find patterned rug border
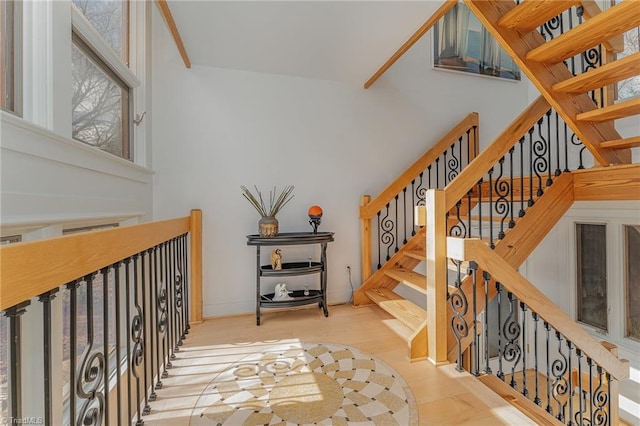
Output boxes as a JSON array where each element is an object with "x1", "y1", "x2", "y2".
[{"x1": 189, "y1": 341, "x2": 419, "y2": 425}]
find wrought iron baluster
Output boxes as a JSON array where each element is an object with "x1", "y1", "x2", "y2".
[
  {"x1": 588, "y1": 357, "x2": 594, "y2": 425},
  {"x1": 477, "y1": 179, "x2": 483, "y2": 242},
  {"x1": 132, "y1": 255, "x2": 145, "y2": 426},
  {"x1": 576, "y1": 349, "x2": 584, "y2": 425},
  {"x1": 544, "y1": 109, "x2": 553, "y2": 186},
  {"x1": 554, "y1": 111, "x2": 561, "y2": 176},
  {"x1": 450, "y1": 199, "x2": 466, "y2": 238},
  {"x1": 451, "y1": 262, "x2": 472, "y2": 372},
  {"x1": 532, "y1": 312, "x2": 541, "y2": 406},
  {"x1": 593, "y1": 366, "x2": 608, "y2": 425},
  {"x1": 519, "y1": 137, "x2": 526, "y2": 217},
  {"x1": 402, "y1": 188, "x2": 408, "y2": 245},
  {"x1": 504, "y1": 292, "x2": 522, "y2": 390},
  {"x1": 411, "y1": 179, "x2": 417, "y2": 235},
  {"x1": 38, "y1": 288, "x2": 58, "y2": 426},
  {"x1": 570, "y1": 133, "x2": 586, "y2": 170},
  {"x1": 124, "y1": 258, "x2": 133, "y2": 424},
  {"x1": 159, "y1": 243, "x2": 169, "y2": 380},
  {"x1": 495, "y1": 157, "x2": 509, "y2": 240},
  {"x1": 101, "y1": 267, "x2": 111, "y2": 426},
  {"x1": 467, "y1": 189, "x2": 473, "y2": 239},
  {"x1": 448, "y1": 142, "x2": 460, "y2": 184},
  {"x1": 545, "y1": 321, "x2": 553, "y2": 415},
  {"x1": 472, "y1": 263, "x2": 479, "y2": 376},
  {"x1": 380, "y1": 204, "x2": 394, "y2": 263},
  {"x1": 563, "y1": 122, "x2": 570, "y2": 173},
  {"x1": 552, "y1": 331, "x2": 568, "y2": 422},
  {"x1": 520, "y1": 302, "x2": 528, "y2": 397},
  {"x1": 528, "y1": 128, "x2": 535, "y2": 207},
  {"x1": 140, "y1": 253, "x2": 151, "y2": 416},
  {"x1": 533, "y1": 117, "x2": 548, "y2": 197},
  {"x1": 496, "y1": 282, "x2": 504, "y2": 381},
  {"x1": 4, "y1": 301, "x2": 30, "y2": 423},
  {"x1": 164, "y1": 242, "x2": 173, "y2": 371},
  {"x1": 483, "y1": 271, "x2": 491, "y2": 374},
  {"x1": 435, "y1": 158, "x2": 440, "y2": 188},
  {"x1": 77, "y1": 273, "x2": 105, "y2": 426},
  {"x1": 113, "y1": 262, "x2": 123, "y2": 424},
  {"x1": 148, "y1": 250, "x2": 158, "y2": 403},
  {"x1": 175, "y1": 241, "x2": 184, "y2": 349},
  {"x1": 394, "y1": 195, "x2": 399, "y2": 253},
  {"x1": 508, "y1": 147, "x2": 515, "y2": 229},
  {"x1": 488, "y1": 167, "x2": 494, "y2": 249},
  {"x1": 66, "y1": 280, "x2": 80, "y2": 425},
  {"x1": 376, "y1": 212, "x2": 382, "y2": 269},
  {"x1": 427, "y1": 165, "x2": 432, "y2": 189},
  {"x1": 182, "y1": 235, "x2": 191, "y2": 335},
  {"x1": 567, "y1": 340, "x2": 574, "y2": 425}
]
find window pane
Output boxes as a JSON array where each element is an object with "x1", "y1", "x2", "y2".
[
  {"x1": 72, "y1": 40, "x2": 130, "y2": 159},
  {"x1": 625, "y1": 225, "x2": 640, "y2": 341},
  {"x1": 0, "y1": 0, "x2": 15, "y2": 112},
  {"x1": 617, "y1": 28, "x2": 640, "y2": 100},
  {"x1": 72, "y1": 0, "x2": 129, "y2": 63},
  {"x1": 576, "y1": 223, "x2": 608, "y2": 331}
]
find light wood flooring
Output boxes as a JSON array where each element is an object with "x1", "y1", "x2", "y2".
[{"x1": 144, "y1": 304, "x2": 539, "y2": 425}]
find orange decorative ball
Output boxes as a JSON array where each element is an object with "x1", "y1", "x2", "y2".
[{"x1": 308, "y1": 205, "x2": 323, "y2": 217}]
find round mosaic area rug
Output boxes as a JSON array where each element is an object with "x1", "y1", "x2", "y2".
[{"x1": 191, "y1": 342, "x2": 418, "y2": 425}]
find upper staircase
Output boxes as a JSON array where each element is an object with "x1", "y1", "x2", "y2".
[{"x1": 466, "y1": 0, "x2": 639, "y2": 165}]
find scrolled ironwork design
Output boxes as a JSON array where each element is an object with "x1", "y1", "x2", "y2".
[
  {"x1": 415, "y1": 172, "x2": 426, "y2": 206},
  {"x1": 533, "y1": 123, "x2": 549, "y2": 197},
  {"x1": 447, "y1": 143, "x2": 460, "y2": 184},
  {"x1": 77, "y1": 397, "x2": 104, "y2": 426},
  {"x1": 592, "y1": 368, "x2": 609, "y2": 426},
  {"x1": 551, "y1": 332, "x2": 569, "y2": 422},
  {"x1": 449, "y1": 200, "x2": 467, "y2": 238},
  {"x1": 131, "y1": 307, "x2": 145, "y2": 378},
  {"x1": 540, "y1": 14, "x2": 561, "y2": 41},
  {"x1": 450, "y1": 270, "x2": 470, "y2": 372},
  {"x1": 502, "y1": 293, "x2": 522, "y2": 366},
  {"x1": 493, "y1": 156, "x2": 511, "y2": 240},
  {"x1": 157, "y1": 287, "x2": 168, "y2": 334},
  {"x1": 379, "y1": 204, "x2": 395, "y2": 262},
  {"x1": 570, "y1": 132, "x2": 587, "y2": 170}
]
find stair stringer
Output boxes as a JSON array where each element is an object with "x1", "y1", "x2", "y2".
[
  {"x1": 446, "y1": 172, "x2": 575, "y2": 361},
  {"x1": 353, "y1": 227, "x2": 426, "y2": 306}
]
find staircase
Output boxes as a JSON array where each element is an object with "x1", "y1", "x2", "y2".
[{"x1": 357, "y1": 0, "x2": 637, "y2": 423}]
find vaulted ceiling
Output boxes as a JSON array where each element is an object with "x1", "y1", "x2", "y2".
[{"x1": 164, "y1": 1, "x2": 441, "y2": 84}]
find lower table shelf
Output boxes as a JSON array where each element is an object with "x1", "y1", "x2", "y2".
[{"x1": 260, "y1": 290, "x2": 323, "y2": 306}]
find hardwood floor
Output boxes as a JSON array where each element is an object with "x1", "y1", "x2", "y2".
[{"x1": 144, "y1": 304, "x2": 537, "y2": 425}]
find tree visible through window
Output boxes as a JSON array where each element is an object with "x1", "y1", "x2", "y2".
[
  {"x1": 576, "y1": 223, "x2": 608, "y2": 331},
  {"x1": 71, "y1": 0, "x2": 131, "y2": 160},
  {"x1": 617, "y1": 28, "x2": 640, "y2": 100}
]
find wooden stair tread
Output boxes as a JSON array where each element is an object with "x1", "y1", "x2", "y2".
[
  {"x1": 384, "y1": 267, "x2": 427, "y2": 294},
  {"x1": 364, "y1": 288, "x2": 427, "y2": 331},
  {"x1": 600, "y1": 136, "x2": 640, "y2": 150},
  {"x1": 576, "y1": 97, "x2": 640, "y2": 122},
  {"x1": 552, "y1": 52, "x2": 640, "y2": 94},
  {"x1": 525, "y1": 0, "x2": 640, "y2": 64},
  {"x1": 498, "y1": 0, "x2": 579, "y2": 33}
]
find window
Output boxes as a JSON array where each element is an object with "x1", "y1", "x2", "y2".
[
  {"x1": 71, "y1": 0, "x2": 133, "y2": 160},
  {"x1": 0, "y1": 0, "x2": 20, "y2": 114},
  {"x1": 0, "y1": 235, "x2": 21, "y2": 245},
  {"x1": 576, "y1": 223, "x2": 608, "y2": 331},
  {"x1": 617, "y1": 28, "x2": 640, "y2": 101},
  {"x1": 625, "y1": 225, "x2": 640, "y2": 341}
]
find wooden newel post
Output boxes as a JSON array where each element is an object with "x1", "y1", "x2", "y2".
[
  {"x1": 360, "y1": 195, "x2": 372, "y2": 283},
  {"x1": 190, "y1": 209, "x2": 203, "y2": 323},
  {"x1": 426, "y1": 189, "x2": 448, "y2": 365}
]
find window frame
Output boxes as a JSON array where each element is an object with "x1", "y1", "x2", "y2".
[
  {"x1": 566, "y1": 208, "x2": 640, "y2": 363},
  {"x1": 70, "y1": 2, "x2": 139, "y2": 161},
  {"x1": 575, "y1": 222, "x2": 609, "y2": 332},
  {"x1": 1, "y1": 0, "x2": 22, "y2": 115}
]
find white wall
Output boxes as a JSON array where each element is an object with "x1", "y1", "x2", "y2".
[{"x1": 151, "y1": 8, "x2": 529, "y2": 318}]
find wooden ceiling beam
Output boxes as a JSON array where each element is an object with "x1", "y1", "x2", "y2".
[
  {"x1": 156, "y1": 0, "x2": 192, "y2": 69},
  {"x1": 363, "y1": 0, "x2": 457, "y2": 89}
]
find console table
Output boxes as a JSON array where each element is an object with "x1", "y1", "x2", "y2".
[{"x1": 246, "y1": 232, "x2": 334, "y2": 325}]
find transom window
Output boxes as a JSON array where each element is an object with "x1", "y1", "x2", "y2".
[{"x1": 0, "y1": 0, "x2": 21, "y2": 114}]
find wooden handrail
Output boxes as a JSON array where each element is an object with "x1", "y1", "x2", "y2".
[
  {"x1": 447, "y1": 237, "x2": 630, "y2": 381},
  {"x1": 0, "y1": 212, "x2": 200, "y2": 312},
  {"x1": 363, "y1": 0, "x2": 457, "y2": 89},
  {"x1": 444, "y1": 96, "x2": 550, "y2": 211},
  {"x1": 360, "y1": 112, "x2": 479, "y2": 219}
]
